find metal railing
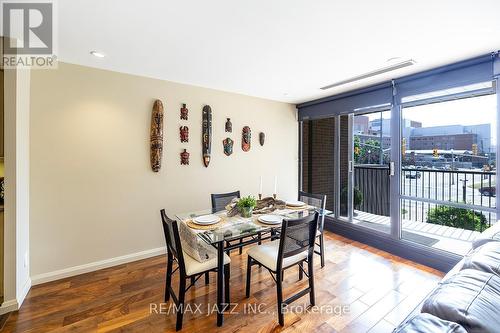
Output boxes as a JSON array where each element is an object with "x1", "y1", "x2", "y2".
[
  {"x1": 401, "y1": 168, "x2": 496, "y2": 231},
  {"x1": 353, "y1": 165, "x2": 496, "y2": 231}
]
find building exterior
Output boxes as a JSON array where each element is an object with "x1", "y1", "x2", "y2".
[
  {"x1": 353, "y1": 115, "x2": 369, "y2": 134},
  {"x1": 411, "y1": 124, "x2": 491, "y2": 153},
  {"x1": 410, "y1": 133, "x2": 478, "y2": 151}
]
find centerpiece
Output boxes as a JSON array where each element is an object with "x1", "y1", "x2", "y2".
[
  {"x1": 226, "y1": 196, "x2": 286, "y2": 217},
  {"x1": 237, "y1": 196, "x2": 257, "y2": 218}
]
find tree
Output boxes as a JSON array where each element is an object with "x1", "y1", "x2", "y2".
[{"x1": 354, "y1": 135, "x2": 382, "y2": 164}]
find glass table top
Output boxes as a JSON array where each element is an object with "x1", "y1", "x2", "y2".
[{"x1": 176, "y1": 207, "x2": 330, "y2": 244}]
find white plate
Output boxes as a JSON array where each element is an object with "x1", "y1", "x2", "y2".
[
  {"x1": 286, "y1": 200, "x2": 306, "y2": 207},
  {"x1": 258, "y1": 215, "x2": 283, "y2": 225},
  {"x1": 193, "y1": 214, "x2": 221, "y2": 225}
]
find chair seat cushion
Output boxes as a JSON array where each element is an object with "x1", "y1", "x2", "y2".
[
  {"x1": 461, "y1": 241, "x2": 500, "y2": 276},
  {"x1": 421, "y1": 269, "x2": 500, "y2": 333},
  {"x1": 183, "y1": 251, "x2": 230, "y2": 276},
  {"x1": 247, "y1": 240, "x2": 307, "y2": 271},
  {"x1": 393, "y1": 313, "x2": 467, "y2": 333}
]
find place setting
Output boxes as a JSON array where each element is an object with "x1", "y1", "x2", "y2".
[{"x1": 185, "y1": 213, "x2": 226, "y2": 230}]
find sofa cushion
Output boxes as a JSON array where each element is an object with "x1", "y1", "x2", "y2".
[
  {"x1": 472, "y1": 221, "x2": 500, "y2": 249},
  {"x1": 421, "y1": 269, "x2": 500, "y2": 333},
  {"x1": 393, "y1": 313, "x2": 467, "y2": 333},
  {"x1": 461, "y1": 241, "x2": 500, "y2": 276}
]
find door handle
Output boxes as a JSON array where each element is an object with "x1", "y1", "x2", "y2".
[{"x1": 349, "y1": 161, "x2": 353, "y2": 173}]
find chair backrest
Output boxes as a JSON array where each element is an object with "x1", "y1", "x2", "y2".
[
  {"x1": 160, "y1": 209, "x2": 186, "y2": 272},
  {"x1": 299, "y1": 191, "x2": 327, "y2": 232},
  {"x1": 211, "y1": 190, "x2": 241, "y2": 213},
  {"x1": 277, "y1": 212, "x2": 319, "y2": 271}
]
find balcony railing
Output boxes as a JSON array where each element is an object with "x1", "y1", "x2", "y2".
[{"x1": 353, "y1": 165, "x2": 496, "y2": 231}]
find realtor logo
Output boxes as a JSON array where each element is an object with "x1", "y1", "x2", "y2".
[{"x1": 1, "y1": 0, "x2": 57, "y2": 68}]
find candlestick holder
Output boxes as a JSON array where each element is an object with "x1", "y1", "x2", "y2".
[
  {"x1": 273, "y1": 193, "x2": 277, "y2": 199},
  {"x1": 258, "y1": 193, "x2": 262, "y2": 200}
]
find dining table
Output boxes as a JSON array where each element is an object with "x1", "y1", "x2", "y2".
[{"x1": 175, "y1": 204, "x2": 331, "y2": 326}]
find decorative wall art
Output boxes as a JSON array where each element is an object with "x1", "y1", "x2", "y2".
[
  {"x1": 223, "y1": 138, "x2": 234, "y2": 156},
  {"x1": 180, "y1": 126, "x2": 189, "y2": 143},
  {"x1": 225, "y1": 118, "x2": 232, "y2": 132},
  {"x1": 202, "y1": 105, "x2": 212, "y2": 167},
  {"x1": 242, "y1": 126, "x2": 251, "y2": 152},
  {"x1": 150, "y1": 99, "x2": 164, "y2": 172},
  {"x1": 180, "y1": 103, "x2": 188, "y2": 120},
  {"x1": 180, "y1": 149, "x2": 190, "y2": 165},
  {"x1": 259, "y1": 132, "x2": 265, "y2": 146}
]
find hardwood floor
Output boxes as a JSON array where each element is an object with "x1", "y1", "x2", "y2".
[{"x1": 3, "y1": 232, "x2": 444, "y2": 333}]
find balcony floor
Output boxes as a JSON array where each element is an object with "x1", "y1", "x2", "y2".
[{"x1": 353, "y1": 211, "x2": 482, "y2": 255}]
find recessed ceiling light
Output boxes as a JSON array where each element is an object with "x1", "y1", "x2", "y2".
[
  {"x1": 90, "y1": 51, "x2": 105, "y2": 58},
  {"x1": 283, "y1": 93, "x2": 289, "y2": 96}
]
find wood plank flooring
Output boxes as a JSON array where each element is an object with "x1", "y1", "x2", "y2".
[{"x1": 3, "y1": 232, "x2": 444, "y2": 333}]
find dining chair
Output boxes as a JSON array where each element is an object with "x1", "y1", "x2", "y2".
[
  {"x1": 299, "y1": 191, "x2": 327, "y2": 267},
  {"x1": 211, "y1": 190, "x2": 241, "y2": 213},
  {"x1": 211, "y1": 190, "x2": 249, "y2": 255},
  {"x1": 160, "y1": 210, "x2": 231, "y2": 331},
  {"x1": 245, "y1": 212, "x2": 319, "y2": 326}
]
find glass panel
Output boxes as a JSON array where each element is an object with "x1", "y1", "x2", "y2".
[
  {"x1": 400, "y1": 92, "x2": 497, "y2": 255},
  {"x1": 351, "y1": 110, "x2": 391, "y2": 233}
]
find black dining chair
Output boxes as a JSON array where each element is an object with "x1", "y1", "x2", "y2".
[
  {"x1": 211, "y1": 190, "x2": 241, "y2": 213},
  {"x1": 245, "y1": 212, "x2": 319, "y2": 326},
  {"x1": 161, "y1": 210, "x2": 231, "y2": 331},
  {"x1": 211, "y1": 191, "x2": 249, "y2": 255},
  {"x1": 299, "y1": 191, "x2": 327, "y2": 267}
]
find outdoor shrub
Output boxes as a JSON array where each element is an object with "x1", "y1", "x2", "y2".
[{"x1": 427, "y1": 205, "x2": 488, "y2": 232}]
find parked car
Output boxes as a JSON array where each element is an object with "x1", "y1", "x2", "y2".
[
  {"x1": 405, "y1": 171, "x2": 421, "y2": 179},
  {"x1": 479, "y1": 186, "x2": 496, "y2": 197}
]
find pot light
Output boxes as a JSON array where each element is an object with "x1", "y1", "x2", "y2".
[{"x1": 90, "y1": 51, "x2": 106, "y2": 58}]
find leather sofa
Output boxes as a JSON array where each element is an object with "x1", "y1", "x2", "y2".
[{"x1": 393, "y1": 222, "x2": 500, "y2": 333}]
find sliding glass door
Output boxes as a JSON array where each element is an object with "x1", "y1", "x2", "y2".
[{"x1": 337, "y1": 110, "x2": 392, "y2": 235}]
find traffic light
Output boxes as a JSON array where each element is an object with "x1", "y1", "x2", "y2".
[
  {"x1": 354, "y1": 146, "x2": 360, "y2": 155},
  {"x1": 402, "y1": 138, "x2": 406, "y2": 157},
  {"x1": 433, "y1": 148, "x2": 438, "y2": 157},
  {"x1": 472, "y1": 144, "x2": 478, "y2": 155}
]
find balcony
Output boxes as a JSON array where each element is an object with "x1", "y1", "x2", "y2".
[{"x1": 352, "y1": 165, "x2": 495, "y2": 255}]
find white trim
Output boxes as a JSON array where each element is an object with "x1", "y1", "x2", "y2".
[
  {"x1": 31, "y1": 247, "x2": 166, "y2": 286},
  {"x1": 17, "y1": 278, "x2": 32, "y2": 308},
  {"x1": 0, "y1": 299, "x2": 19, "y2": 315}
]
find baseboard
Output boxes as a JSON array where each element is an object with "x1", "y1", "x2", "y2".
[
  {"x1": 18, "y1": 278, "x2": 31, "y2": 306},
  {"x1": 31, "y1": 247, "x2": 166, "y2": 286},
  {"x1": 0, "y1": 299, "x2": 19, "y2": 315}
]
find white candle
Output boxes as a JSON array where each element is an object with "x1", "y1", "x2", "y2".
[
  {"x1": 274, "y1": 176, "x2": 277, "y2": 195},
  {"x1": 259, "y1": 176, "x2": 263, "y2": 194}
]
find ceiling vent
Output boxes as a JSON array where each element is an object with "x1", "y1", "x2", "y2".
[{"x1": 320, "y1": 59, "x2": 416, "y2": 90}]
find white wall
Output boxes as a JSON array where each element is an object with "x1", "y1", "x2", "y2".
[{"x1": 29, "y1": 63, "x2": 298, "y2": 283}]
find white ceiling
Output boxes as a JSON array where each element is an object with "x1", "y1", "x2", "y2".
[{"x1": 58, "y1": 0, "x2": 500, "y2": 104}]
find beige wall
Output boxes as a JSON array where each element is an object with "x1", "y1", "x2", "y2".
[{"x1": 30, "y1": 63, "x2": 297, "y2": 279}]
